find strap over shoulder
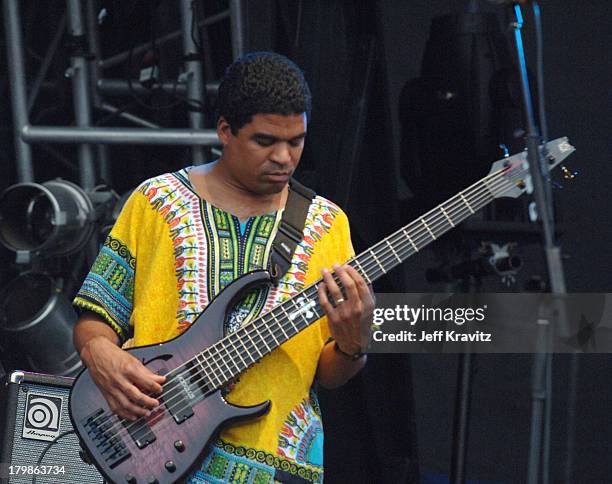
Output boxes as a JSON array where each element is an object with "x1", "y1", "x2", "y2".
[{"x1": 269, "y1": 178, "x2": 316, "y2": 285}]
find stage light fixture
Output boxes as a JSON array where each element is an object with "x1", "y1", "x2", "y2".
[
  {"x1": 0, "y1": 180, "x2": 94, "y2": 257},
  {"x1": 0, "y1": 273, "x2": 82, "y2": 376}
]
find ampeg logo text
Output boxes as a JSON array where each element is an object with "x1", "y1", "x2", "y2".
[{"x1": 22, "y1": 393, "x2": 63, "y2": 442}]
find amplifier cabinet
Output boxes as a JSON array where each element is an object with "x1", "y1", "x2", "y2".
[{"x1": 0, "y1": 371, "x2": 104, "y2": 483}]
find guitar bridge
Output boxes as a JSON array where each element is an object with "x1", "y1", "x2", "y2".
[{"x1": 83, "y1": 409, "x2": 131, "y2": 469}]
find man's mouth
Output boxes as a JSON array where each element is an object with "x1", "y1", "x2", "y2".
[{"x1": 264, "y1": 172, "x2": 291, "y2": 181}]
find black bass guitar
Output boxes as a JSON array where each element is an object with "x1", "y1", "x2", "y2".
[{"x1": 70, "y1": 137, "x2": 575, "y2": 483}]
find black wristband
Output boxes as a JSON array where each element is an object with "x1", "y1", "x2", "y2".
[{"x1": 333, "y1": 341, "x2": 365, "y2": 361}]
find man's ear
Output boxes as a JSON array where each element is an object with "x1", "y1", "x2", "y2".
[{"x1": 217, "y1": 117, "x2": 232, "y2": 146}]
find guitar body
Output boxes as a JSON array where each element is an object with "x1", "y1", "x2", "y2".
[{"x1": 70, "y1": 271, "x2": 272, "y2": 484}]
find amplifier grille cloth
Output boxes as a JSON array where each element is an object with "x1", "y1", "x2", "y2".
[{"x1": 8, "y1": 382, "x2": 104, "y2": 484}]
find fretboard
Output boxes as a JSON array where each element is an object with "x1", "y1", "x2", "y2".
[{"x1": 191, "y1": 161, "x2": 523, "y2": 389}]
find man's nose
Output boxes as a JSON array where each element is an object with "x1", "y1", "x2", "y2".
[{"x1": 270, "y1": 142, "x2": 292, "y2": 165}]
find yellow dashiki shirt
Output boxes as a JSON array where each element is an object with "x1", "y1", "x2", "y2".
[{"x1": 73, "y1": 167, "x2": 355, "y2": 484}]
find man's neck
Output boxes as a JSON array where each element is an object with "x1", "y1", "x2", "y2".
[{"x1": 189, "y1": 161, "x2": 288, "y2": 221}]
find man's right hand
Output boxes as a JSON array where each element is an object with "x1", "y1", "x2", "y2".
[{"x1": 74, "y1": 314, "x2": 166, "y2": 421}]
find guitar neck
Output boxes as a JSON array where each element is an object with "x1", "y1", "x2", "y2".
[{"x1": 192, "y1": 162, "x2": 521, "y2": 386}]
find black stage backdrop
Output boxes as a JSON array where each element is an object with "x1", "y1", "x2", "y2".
[{"x1": 0, "y1": 1, "x2": 610, "y2": 482}]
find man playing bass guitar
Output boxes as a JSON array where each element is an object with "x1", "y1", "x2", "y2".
[{"x1": 73, "y1": 51, "x2": 374, "y2": 483}]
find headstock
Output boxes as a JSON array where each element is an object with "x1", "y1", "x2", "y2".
[{"x1": 488, "y1": 137, "x2": 576, "y2": 199}]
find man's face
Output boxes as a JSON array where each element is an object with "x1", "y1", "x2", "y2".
[{"x1": 217, "y1": 112, "x2": 307, "y2": 195}]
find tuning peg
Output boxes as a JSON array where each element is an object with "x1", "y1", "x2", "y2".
[{"x1": 561, "y1": 165, "x2": 578, "y2": 180}]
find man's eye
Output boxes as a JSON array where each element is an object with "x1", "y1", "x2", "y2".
[
  {"x1": 289, "y1": 139, "x2": 304, "y2": 147},
  {"x1": 255, "y1": 138, "x2": 274, "y2": 147}
]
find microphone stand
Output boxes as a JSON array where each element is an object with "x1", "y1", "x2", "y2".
[{"x1": 509, "y1": 5, "x2": 568, "y2": 484}]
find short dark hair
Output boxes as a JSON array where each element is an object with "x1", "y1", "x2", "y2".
[{"x1": 216, "y1": 51, "x2": 312, "y2": 133}]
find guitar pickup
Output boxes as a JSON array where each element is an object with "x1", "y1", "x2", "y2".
[
  {"x1": 123, "y1": 416, "x2": 156, "y2": 450},
  {"x1": 162, "y1": 371, "x2": 201, "y2": 424}
]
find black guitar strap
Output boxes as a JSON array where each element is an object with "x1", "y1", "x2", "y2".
[{"x1": 269, "y1": 178, "x2": 316, "y2": 286}]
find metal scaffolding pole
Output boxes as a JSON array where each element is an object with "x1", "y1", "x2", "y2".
[
  {"x1": 229, "y1": 0, "x2": 245, "y2": 60},
  {"x1": 86, "y1": 0, "x2": 111, "y2": 183},
  {"x1": 99, "y1": 103, "x2": 161, "y2": 129},
  {"x1": 180, "y1": 0, "x2": 207, "y2": 165},
  {"x1": 96, "y1": 79, "x2": 219, "y2": 97},
  {"x1": 197, "y1": 2, "x2": 217, "y2": 84},
  {"x1": 27, "y1": 13, "x2": 67, "y2": 114},
  {"x1": 3, "y1": 0, "x2": 34, "y2": 182},
  {"x1": 7, "y1": 1, "x2": 227, "y2": 180},
  {"x1": 22, "y1": 126, "x2": 219, "y2": 146},
  {"x1": 66, "y1": 0, "x2": 96, "y2": 190}
]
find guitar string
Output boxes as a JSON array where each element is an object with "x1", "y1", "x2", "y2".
[{"x1": 90, "y1": 163, "x2": 524, "y2": 448}]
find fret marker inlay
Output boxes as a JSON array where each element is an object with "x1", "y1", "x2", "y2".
[
  {"x1": 279, "y1": 305, "x2": 300, "y2": 332},
  {"x1": 288, "y1": 298, "x2": 315, "y2": 322}
]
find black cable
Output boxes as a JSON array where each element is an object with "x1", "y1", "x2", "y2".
[
  {"x1": 126, "y1": 41, "x2": 184, "y2": 111},
  {"x1": 123, "y1": 3, "x2": 206, "y2": 114},
  {"x1": 149, "y1": 0, "x2": 207, "y2": 113},
  {"x1": 122, "y1": 1, "x2": 183, "y2": 111},
  {"x1": 32, "y1": 429, "x2": 76, "y2": 484},
  {"x1": 166, "y1": 0, "x2": 209, "y2": 113}
]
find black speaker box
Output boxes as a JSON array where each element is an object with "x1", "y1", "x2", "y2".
[{"x1": 0, "y1": 371, "x2": 104, "y2": 483}]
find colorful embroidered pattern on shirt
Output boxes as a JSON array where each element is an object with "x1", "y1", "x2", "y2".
[
  {"x1": 74, "y1": 235, "x2": 135, "y2": 340},
  {"x1": 187, "y1": 442, "x2": 276, "y2": 484},
  {"x1": 201, "y1": 202, "x2": 279, "y2": 333},
  {"x1": 138, "y1": 174, "x2": 205, "y2": 333},
  {"x1": 276, "y1": 197, "x2": 339, "y2": 301},
  {"x1": 278, "y1": 391, "x2": 324, "y2": 468},
  {"x1": 187, "y1": 439, "x2": 322, "y2": 484}
]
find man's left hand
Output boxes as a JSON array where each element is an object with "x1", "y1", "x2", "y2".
[{"x1": 318, "y1": 263, "x2": 375, "y2": 356}]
